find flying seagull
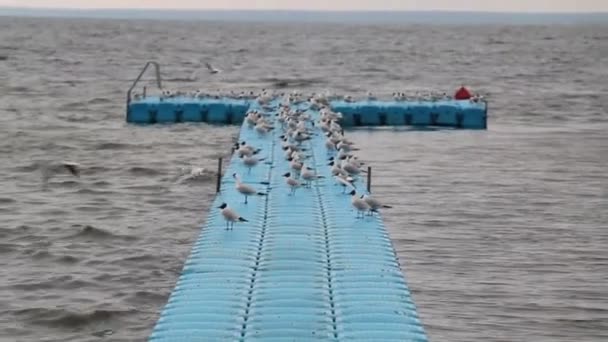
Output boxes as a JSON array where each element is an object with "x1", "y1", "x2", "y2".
[{"x1": 205, "y1": 62, "x2": 221, "y2": 74}]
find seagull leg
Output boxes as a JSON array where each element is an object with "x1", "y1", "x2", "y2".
[{"x1": 244, "y1": 195, "x2": 248, "y2": 204}]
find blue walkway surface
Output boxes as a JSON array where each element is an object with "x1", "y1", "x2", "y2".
[
  {"x1": 149, "y1": 101, "x2": 429, "y2": 341},
  {"x1": 127, "y1": 96, "x2": 487, "y2": 129}
]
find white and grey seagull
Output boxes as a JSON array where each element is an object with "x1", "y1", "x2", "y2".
[
  {"x1": 363, "y1": 194, "x2": 393, "y2": 216},
  {"x1": 350, "y1": 190, "x2": 371, "y2": 219},
  {"x1": 218, "y1": 203, "x2": 248, "y2": 230},
  {"x1": 233, "y1": 173, "x2": 266, "y2": 204},
  {"x1": 283, "y1": 172, "x2": 301, "y2": 196}
]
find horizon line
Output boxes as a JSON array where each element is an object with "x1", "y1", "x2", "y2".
[{"x1": 1, "y1": 6, "x2": 608, "y2": 15}]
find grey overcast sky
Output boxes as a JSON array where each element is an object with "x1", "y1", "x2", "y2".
[{"x1": 1, "y1": 0, "x2": 607, "y2": 12}]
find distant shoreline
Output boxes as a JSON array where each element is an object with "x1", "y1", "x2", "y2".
[{"x1": 1, "y1": 7, "x2": 607, "y2": 24}]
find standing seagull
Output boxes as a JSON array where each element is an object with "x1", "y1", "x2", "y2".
[
  {"x1": 283, "y1": 172, "x2": 300, "y2": 196},
  {"x1": 350, "y1": 190, "x2": 371, "y2": 219},
  {"x1": 334, "y1": 174, "x2": 355, "y2": 194},
  {"x1": 218, "y1": 203, "x2": 248, "y2": 230},
  {"x1": 241, "y1": 154, "x2": 266, "y2": 174},
  {"x1": 205, "y1": 62, "x2": 221, "y2": 74},
  {"x1": 301, "y1": 166, "x2": 324, "y2": 188},
  {"x1": 363, "y1": 194, "x2": 393, "y2": 216},
  {"x1": 233, "y1": 173, "x2": 266, "y2": 204}
]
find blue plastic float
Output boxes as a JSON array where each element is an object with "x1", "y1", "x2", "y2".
[
  {"x1": 125, "y1": 61, "x2": 487, "y2": 129},
  {"x1": 128, "y1": 97, "x2": 487, "y2": 129}
]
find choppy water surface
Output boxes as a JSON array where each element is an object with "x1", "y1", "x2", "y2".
[{"x1": 0, "y1": 17, "x2": 607, "y2": 342}]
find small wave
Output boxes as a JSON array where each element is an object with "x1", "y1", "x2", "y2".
[
  {"x1": 58, "y1": 114, "x2": 99, "y2": 123},
  {"x1": 262, "y1": 77, "x2": 322, "y2": 88},
  {"x1": 92, "y1": 180, "x2": 112, "y2": 187},
  {"x1": 0, "y1": 197, "x2": 16, "y2": 204},
  {"x1": 56, "y1": 255, "x2": 79, "y2": 264},
  {"x1": 121, "y1": 184, "x2": 170, "y2": 195},
  {"x1": 127, "y1": 290, "x2": 167, "y2": 304},
  {"x1": 0, "y1": 243, "x2": 17, "y2": 254},
  {"x1": 31, "y1": 250, "x2": 52, "y2": 260},
  {"x1": 487, "y1": 39, "x2": 506, "y2": 45},
  {"x1": 11, "y1": 275, "x2": 92, "y2": 291},
  {"x1": 59, "y1": 102, "x2": 86, "y2": 110},
  {"x1": 95, "y1": 142, "x2": 136, "y2": 150},
  {"x1": 86, "y1": 97, "x2": 111, "y2": 105},
  {"x1": 8, "y1": 86, "x2": 30, "y2": 93},
  {"x1": 145, "y1": 198, "x2": 172, "y2": 205},
  {"x1": 128, "y1": 166, "x2": 163, "y2": 176},
  {"x1": 46, "y1": 57, "x2": 82, "y2": 65},
  {"x1": 360, "y1": 67, "x2": 388, "y2": 73},
  {"x1": 123, "y1": 254, "x2": 157, "y2": 263},
  {"x1": 16, "y1": 307, "x2": 134, "y2": 329},
  {"x1": 67, "y1": 224, "x2": 137, "y2": 242},
  {"x1": 53, "y1": 180, "x2": 80, "y2": 187},
  {"x1": 86, "y1": 165, "x2": 113, "y2": 173},
  {"x1": 75, "y1": 188, "x2": 115, "y2": 196},
  {"x1": 74, "y1": 206, "x2": 102, "y2": 213},
  {"x1": 165, "y1": 77, "x2": 196, "y2": 82}
]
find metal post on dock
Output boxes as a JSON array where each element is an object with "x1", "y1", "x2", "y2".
[
  {"x1": 216, "y1": 157, "x2": 223, "y2": 193},
  {"x1": 143, "y1": 86, "x2": 147, "y2": 98},
  {"x1": 367, "y1": 166, "x2": 372, "y2": 193}
]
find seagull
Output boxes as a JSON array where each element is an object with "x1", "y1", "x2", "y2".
[
  {"x1": 233, "y1": 173, "x2": 266, "y2": 204},
  {"x1": 205, "y1": 62, "x2": 221, "y2": 74},
  {"x1": 218, "y1": 203, "x2": 248, "y2": 230},
  {"x1": 363, "y1": 194, "x2": 393, "y2": 216},
  {"x1": 283, "y1": 172, "x2": 300, "y2": 196},
  {"x1": 350, "y1": 190, "x2": 371, "y2": 219},
  {"x1": 255, "y1": 121, "x2": 274, "y2": 135},
  {"x1": 288, "y1": 157, "x2": 303, "y2": 175},
  {"x1": 241, "y1": 154, "x2": 265, "y2": 174},
  {"x1": 245, "y1": 111, "x2": 260, "y2": 126},
  {"x1": 334, "y1": 174, "x2": 355, "y2": 193},
  {"x1": 235, "y1": 141, "x2": 260, "y2": 157},
  {"x1": 340, "y1": 157, "x2": 365, "y2": 176},
  {"x1": 328, "y1": 161, "x2": 348, "y2": 178},
  {"x1": 301, "y1": 166, "x2": 324, "y2": 188}
]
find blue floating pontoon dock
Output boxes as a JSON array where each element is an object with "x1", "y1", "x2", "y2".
[
  {"x1": 148, "y1": 102, "x2": 428, "y2": 342},
  {"x1": 128, "y1": 96, "x2": 487, "y2": 129},
  {"x1": 126, "y1": 62, "x2": 487, "y2": 129},
  {"x1": 127, "y1": 62, "x2": 486, "y2": 341}
]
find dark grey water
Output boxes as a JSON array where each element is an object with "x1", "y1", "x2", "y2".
[{"x1": 1, "y1": 16, "x2": 607, "y2": 342}]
